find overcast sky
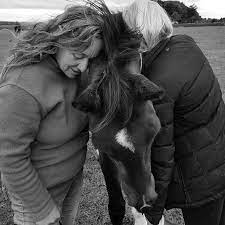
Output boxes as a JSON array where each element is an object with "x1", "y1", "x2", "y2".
[{"x1": 0, "y1": 0, "x2": 224, "y2": 22}]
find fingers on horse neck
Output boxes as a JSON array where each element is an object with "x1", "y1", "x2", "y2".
[{"x1": 131, "y1": 207, "x2": 148, "y2": 225}]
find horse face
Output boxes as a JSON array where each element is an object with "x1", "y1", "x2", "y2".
[
  {"x1": 73, "y1": 70, "x2": 163, "y2": 212},
  {"x1": 89, "y1": 98, "x2": 160, "y2": 212}
]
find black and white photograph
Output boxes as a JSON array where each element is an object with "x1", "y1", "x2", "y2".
[{"x1": 0, "y1": 0, "x2": 225, "y2": 224}]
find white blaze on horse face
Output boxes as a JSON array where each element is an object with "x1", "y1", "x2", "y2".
[
  {"x1": 131, "y1": 207, "x2": 149, "y2": 225},
  {"x1": 115, "y1": 128, "x2": 135, "y2": 152}
]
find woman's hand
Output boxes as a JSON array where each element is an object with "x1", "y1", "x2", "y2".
[
  {"x1": 36, "y1": 205, "x2": 60, "y2": 225},
  {"x1": 156, "y1": 215, "x2": 177, "y2": 225}
]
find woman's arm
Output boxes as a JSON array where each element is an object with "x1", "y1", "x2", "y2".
[
  {"x1": 145, "y1": 93, "x2": 175, "y2": 225},
  {"x1": 0, "y1": 84, "x2": 59, "y2": 223}
]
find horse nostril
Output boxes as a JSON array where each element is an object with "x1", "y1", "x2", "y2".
[
  {"x1": 140, "y1": 204, "x2": 152, "y2": 212},
  {"x1": 72, "y1": 101, "x2": 77, "y2": 108}
]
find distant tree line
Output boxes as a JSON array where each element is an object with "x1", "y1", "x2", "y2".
[
  {"x1": 0, "y1": 21, "x2": 20, "y2": 26},
  {"x1": 0, "y1": 1, "x2": 225, "y2": 28},
  {"x1": 158, "y1": 0, "x2": 225, "y2": 24}
]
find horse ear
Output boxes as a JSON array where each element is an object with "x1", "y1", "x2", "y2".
[
  {"x1": 72, "y1": 88, "x2": 101, "y2": 113},
  {"x1": 129, "y1": 73, "x2": 165, "y2": 101}
]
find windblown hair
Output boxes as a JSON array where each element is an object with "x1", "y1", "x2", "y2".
[
  {"x1": 82, "y1": 1, "x2": 142, "y2": 132},
  {"x1": 122, "y1": 0, "x2": 173, "y2": 50},
  {"x1": 1, "y1": 1, "x2": 103, "y2": 78}
]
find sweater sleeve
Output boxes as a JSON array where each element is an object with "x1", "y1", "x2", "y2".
[
  {"x1": 0, "y1": 84, "x2": 57, "y2": 221},
  {"x1": 145, "y1": 94, "x2": 175, "y2": 225}
]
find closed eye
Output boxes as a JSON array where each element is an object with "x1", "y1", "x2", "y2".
[{"x1": 72, "y1": 53, "x2": 86, "y2": 59}]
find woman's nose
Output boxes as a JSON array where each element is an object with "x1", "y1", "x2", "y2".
[{"x1": 78, "y1": 58, "x2": 89, "y2": 72}]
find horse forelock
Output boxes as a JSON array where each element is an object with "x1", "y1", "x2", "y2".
[{"x1": 92, "y1": 69, "x2": 135, "y2": 133}]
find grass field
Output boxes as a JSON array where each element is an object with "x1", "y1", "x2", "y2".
[{"x1": 0, "y1": 26, "x2": 225, "y2": 225}]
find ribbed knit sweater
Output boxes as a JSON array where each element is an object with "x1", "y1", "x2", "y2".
[{"x1": 0, "y1": 56, "x2": 88, "y2": 222}]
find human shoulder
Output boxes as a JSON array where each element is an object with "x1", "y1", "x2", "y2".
[
  {"x1": 18, "y1": 56, "x2": 64, "y2": 89},
  {"x1": 170, "y1": 34, "x2": 194, "y2": 42},
  {"x1": 1, "y1": 56, "x2": 75, "y2": 115},
  {"x1": 168, "y1": 34, "x2": 199, "y2": 50},
  {"x1": 142, "y1": 34, "x2": 206, "y2": 100},
  {"x1": 2, "y1": 56, "x2": 63, "y2": 89}
]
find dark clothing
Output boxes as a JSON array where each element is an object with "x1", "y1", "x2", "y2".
[
  {"x1": 182, "y1": 195, "x2": 225, "y2": 225},
  {"x1": 142, "y1": 35, "x2": 225, "y2": 224}
]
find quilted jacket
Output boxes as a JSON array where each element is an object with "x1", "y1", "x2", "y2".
[{"x1": 142, "y1": 35, "x2": 225, "y2": 224}]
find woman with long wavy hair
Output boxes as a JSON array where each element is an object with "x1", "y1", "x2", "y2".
[{"x1": 0, "y1": 1, "x2": 105, "y2": 225}]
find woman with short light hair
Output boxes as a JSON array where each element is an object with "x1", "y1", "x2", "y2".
[
  {"x1": 123, "y1": 0, "x2": 173, "y2": 51},
  {"x1": 121, "y1": 1, "x2": 225, "y2": 225}
]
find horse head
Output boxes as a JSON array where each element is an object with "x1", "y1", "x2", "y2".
[{"x1": 72, "y1": 10, "x2": 164, "y2": 213}]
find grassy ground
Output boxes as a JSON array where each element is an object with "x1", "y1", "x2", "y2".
[{"x1": 0, "y1": 26, "x2": 225, "y2": 225}]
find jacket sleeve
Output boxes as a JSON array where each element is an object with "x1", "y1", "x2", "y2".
[
  {"x1": 0, "y1": 85, "x2": 57, "y2": 222},
  {"x1": 145, "y1": 93, "x2": 175, "y2": 225}
]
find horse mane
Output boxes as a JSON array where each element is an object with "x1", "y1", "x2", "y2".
[
  {"x1": 82, "y1": 1, "x2": 143, "y2": 132},
  {"x1": 97, "y1": 17, "x2": 142, "y2": 131}
]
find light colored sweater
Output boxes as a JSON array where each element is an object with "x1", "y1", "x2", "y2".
[{"x1": 0, "y1": 56, "x2": 88, "y2": 222}]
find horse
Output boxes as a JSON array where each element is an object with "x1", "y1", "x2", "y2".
[{"x1": 72, "y1": 5, "x2": 164, "y2": 225}]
